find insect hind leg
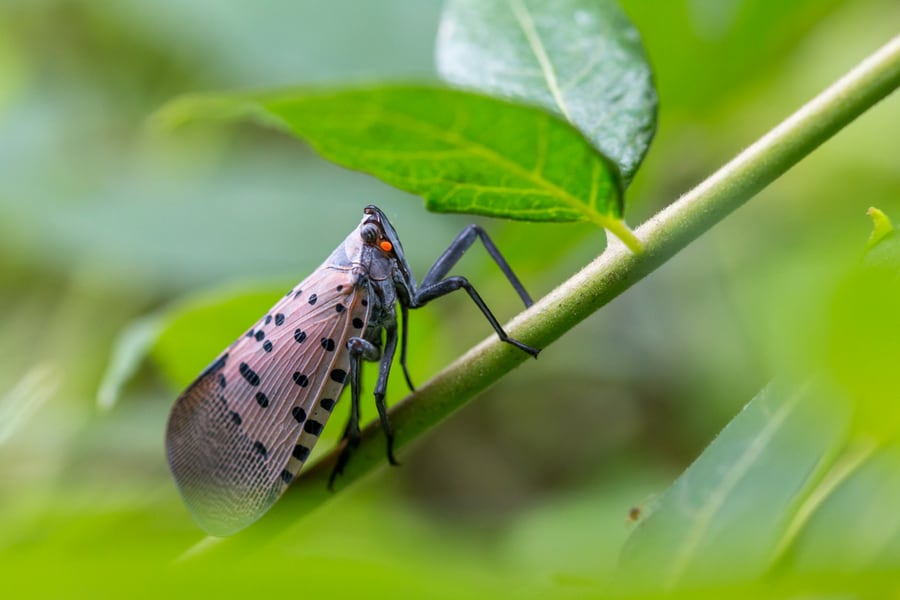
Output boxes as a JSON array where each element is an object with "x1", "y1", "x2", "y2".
[
  {"x1": 374, "y1": 324, "x2": 400, "y2": 466},
  {"x1": 399, "y1": 305, "x2": 415, "y2": 392}
]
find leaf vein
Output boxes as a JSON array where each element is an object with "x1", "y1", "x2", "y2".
[
  {"x1": 508, "y1": 0, "x2": 573, "y2": 123},
  {"x1": 349, "y1": 109, "x2": 609, "y2": 223}
]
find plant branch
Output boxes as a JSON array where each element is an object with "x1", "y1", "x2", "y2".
[{"x1": 181, "y1": 34, "x2": 900, "y2": 559}]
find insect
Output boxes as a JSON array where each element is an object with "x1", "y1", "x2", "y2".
[{"x1": 166, "y1": 205, "x2": 539, "y2": 535}]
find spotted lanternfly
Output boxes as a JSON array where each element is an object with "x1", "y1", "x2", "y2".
[{"x1": 166, "y1": 205, "x2": 539, "y2": 535}]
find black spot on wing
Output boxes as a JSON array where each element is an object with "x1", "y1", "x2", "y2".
[
  {"x1": 255, "y1": 391, "x2": 269, "y2": 408},
  {"x1": 308, "y1": 293, "x2": 318, "y2": 305},
  {"x1": 320, "y1": 398, "x2": 335, "y2": 412},
  {"x1": 292, "y1": 373, "x2": 309, "y2": 387},
  {"x1": 294, "y1": 329, "x2": 307, "y2": 344},
  {"x1": 183, "y1": 353, "x2": 229, "y2": 396},
  {"x1": 320, "y1": 338, "x2": 336, "y2": 352},
  {"x1": 292, "y1": 445, "x2": 310, "y2": 461},
  {"x1": 262, "y1": 340, "x2": 273, "y2": 353},
  {"x1": 253, "y1": 441, "x2": 268, "y2": 458},
  {"x1": 239, "y1": 362, "x2": 260, "y2": 386},
  {"x1": 303, "y1": 420, "x2": 324, "y2": 436},
  {"x1": 208, "y1": 354, "x2": 229, "y2": 373},
  {"x1": 292, "y1": 407, "x2": 307, "y2": 423},
  {"x1": 255, "y1": 330, "x2": 265, "y2": 341},
  {"x1": 274, "y1": 313, "x2": 285, "y2": 326},
  {"x1": 330, "y1": 369, "x2": 347, "y2": 384},
  {"x1": 280, "y1": 469, "x2": 293, "y2": 484},
  {"x1": 352, "y1": 318, "x2": 364, "y2": 329}
]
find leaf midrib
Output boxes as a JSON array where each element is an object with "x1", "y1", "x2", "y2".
[
  {"x1": 663, "y1": 384, "x2": 807, "y2": 589},
  {"x1": 508, "y1": 0, "x2": 573, "y2": 123}
]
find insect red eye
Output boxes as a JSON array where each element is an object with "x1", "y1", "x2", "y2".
[{"x1": 380, "y1": 240, "x2": 393, "y2": 252}]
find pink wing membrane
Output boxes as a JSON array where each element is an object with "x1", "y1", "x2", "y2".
[{"x1": 166, "y1": 266, "x2": 369, "y2": 536}]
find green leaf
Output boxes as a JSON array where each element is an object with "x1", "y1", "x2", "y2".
[
  {"x1": 863, "y1": 206, "x2": 899, "y2": 268},
  {"x1": 96, "y1": 314, "x2": 165, "y2": 411},
  {"x1": 790, "y1": 444, "x2": 900, "y2": 574},
  {"x1": 157, "y1": 86, "x2": 642, "y2": 251},
  {"x1": 617, "y1": 380, "x2": 851, "y2": 592},
  {"x1": 824, "y1": 208, "x2": 900, "y2": 439},
  {"x1": 865, "y1": 206, "x2": 895, "y2": 252},
  {"x1": 789, "y1": 442, "x2": 900, "y2": 574},
  {"x1": 436, "y1": 0, "x2": 657, "y2": 186},
  {"x1": 614, "y1": 209, "x2": 900, "y2": 592}
]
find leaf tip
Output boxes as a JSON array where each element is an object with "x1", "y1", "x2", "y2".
[
  {"x1": 865, "y1": 206, "x2": 894, "y2": 251},
  {"x1": 147, "y1": 93, "x2": 271, "y2": 134}
]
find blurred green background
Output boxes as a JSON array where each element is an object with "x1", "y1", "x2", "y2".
[{"x1": 0, "y1": 0, "x2": 897, "y2": 597}]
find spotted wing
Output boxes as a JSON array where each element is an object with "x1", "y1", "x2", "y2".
[{"x1": 165, "y1": 266, "x2": 370, "y2": 536}]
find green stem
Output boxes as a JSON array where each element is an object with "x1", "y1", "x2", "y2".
[{"x1": 180, "y1": 34, "x2": 900, "y2": 559}]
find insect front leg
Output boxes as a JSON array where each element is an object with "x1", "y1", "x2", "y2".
[
  {"x1": 329, "y1": 337, "x2": 380, "y2": 489},
  {"x1": 411, "y1": 276, "x2": 539, "y2": 357},
  {"x1": 409, "y1": 224, "x2": 539, "y2": 357},
  {"x1": 420, "y1": 224, "x2": 534, "y2": 308}
]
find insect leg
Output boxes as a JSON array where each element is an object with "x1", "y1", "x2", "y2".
[
  {"x1": 374, "y1": 323, "x2": 400, "y2": 466},
  {"x1": 330, "y1": 337, "x2": 380, "y2": 489},
  {"x1": 398, "y1": 304, "x2": 415, "y2": 392},
  {"x1": 420, "y1": 225, "x2": 533, "y2": 308},
  {"x1": 412, "y1": 277, "x2": 539, "y2": 357}
]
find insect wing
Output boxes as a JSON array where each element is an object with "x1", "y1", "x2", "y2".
[{"x1": 166, "y1": 266, "x2": 369, "y2": 535}]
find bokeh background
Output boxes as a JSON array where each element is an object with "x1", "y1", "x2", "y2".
[{"x1": 0, "y1": 0, "x2": 897, "y2": 596}]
